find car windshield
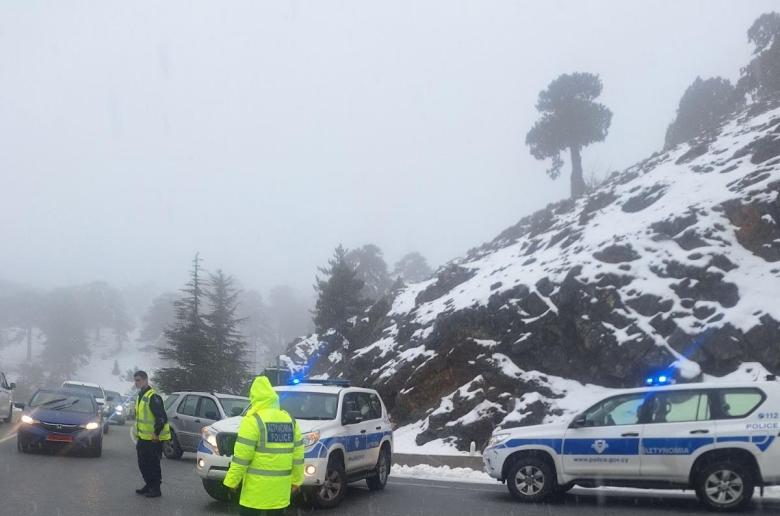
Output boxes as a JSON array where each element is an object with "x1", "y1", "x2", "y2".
[
  {"x1": 278, "y1": 392, "x2": 339, "y2": 420},
  {"x1": 106, "y1": 391, "x2": 121, "y2": 404},
  {"x1": 30, "y1": 391, "x2": 95, "y2": 414},
  {"x1": 219, "y1": 397, "x2": 249, "y2": 418}
]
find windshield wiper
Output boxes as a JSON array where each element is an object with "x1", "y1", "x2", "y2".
[
  {"x1": 45, "y1": 400, "x2": 80, "y2": 411},
  {"x1": 38, "y1": 398, "x2": 67, "y2": 406}
]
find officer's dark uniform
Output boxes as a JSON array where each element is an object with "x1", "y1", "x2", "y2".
[{"x1": 135, "y1": 386, "x2": 168, "y2": 497}]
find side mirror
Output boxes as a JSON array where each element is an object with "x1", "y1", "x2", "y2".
[
  {"x1": 106, "y1": 395, "x2": 114, "y2": 402},
  {"x1": 205, "y1": 411, "x2": 219, "y2": 420},
  {"x1": 9, "y1": 382, "x2": 16, "y2": 390},
  {"x1": 230, "y1": 407, "x2": 243, "y2": 417},
  {"x1": 343, "y1": 410, "x2": 364, "y2": 426},
  {"x1": 570, "y1": 414, "x2": 587, "y2": 428},
  {"x1": 14, "y1": 402, "x2": 25, "y2": 410}
]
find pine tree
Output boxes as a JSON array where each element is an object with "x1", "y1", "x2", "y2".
[
  {"x1": 526, "y1": 72, "x2": 612, "y2": 199},
  {"x1": 204, "y1": 270, "x2": 249, "y2": 394},
  {"x1": 155, "y1": 253, "x2": 212, "y2": 393},
  {"x1": 738, "y1": 12, "x2": 780, "y2": 99},
  {"x1": 664, "y1": 77, "x2": 741, "y2": 149},
  {"x1": 112, "y1": 360, "x2": 120, "y2": 376},
  {"x1": 393, "y1": 252, "x2": 433, "y2": 283},
  {"x1": 345, "y1": 244, "x2": 392, "y2": 301},
  {"x1": 313, "y1": 245, "x2": 368, "y2": 333}
]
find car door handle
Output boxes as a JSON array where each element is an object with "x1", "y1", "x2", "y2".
[
  {"x1": 375, "y1": 426, "x2": 381, "y2": 430},
  {"x1": 360, "y1": 430, "x2": 367, "y2": 434},
  {"x1": 690, "y1": 429, "x2": 709, "y2": 434},
  {"x1": 172, "y1": 416, "x2": 179, "y2": 420},
  {"x1": 621, "y1": 432, "x2": 639, "y2": 437}
]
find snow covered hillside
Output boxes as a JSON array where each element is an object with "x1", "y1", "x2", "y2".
[{"x1": 281, "y1": 100, "x2": 780, "y2": 452}]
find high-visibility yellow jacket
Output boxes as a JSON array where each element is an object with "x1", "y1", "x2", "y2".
[
  {"x1": 223, "y1": 376, "x2": 304, "y2": 510},
  {"x1": 135, "y1": 388, "x2": 171, "y2": 441}
]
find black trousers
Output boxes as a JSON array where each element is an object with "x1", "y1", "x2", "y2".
[
  {"x1": 238, "y1": 507, "x2": 285, "y2": 516},
  {"x1": 136, "y1": 440, "x2": 163, "y2": 488}
]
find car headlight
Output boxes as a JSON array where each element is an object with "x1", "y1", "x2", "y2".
[
  {"x1": 84, "y1": 421, "x2": 100, "y2": 430},
  {"x1": 115, "y1": 405, "x2": 123, "y2": 413},
  {"x1": 302, "y1": 431, "x2": 320, "y2": 447},
  {"x1": 486, "y1": 433, "x2": 511, "y2": 449},
  {"x1": 201, "y1": 427, "x2": 219, "y2": 454},
  {"x1": 21, "y1": 414, "x2": 36, "y2": 425}
]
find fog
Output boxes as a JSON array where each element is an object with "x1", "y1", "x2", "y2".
[{"x1": 0, "y1": 0, "x2": 774, "y2": 294}]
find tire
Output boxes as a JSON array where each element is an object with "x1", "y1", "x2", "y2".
[
  {"x1": 506, "y1": 456, "x2": 556, "y2": 503},
  {"x1": 90, "y1": 443, "x2": 102, "y2": 458},
  {"x1": 366, "y1": 446, "x2": 391, "y2": 491},
  {"x1": 695, "y1": 460, "x2": 754, "y2": 512},
  {"x1": 17, "y1": 438, "x2": 28, "y2": 454},
  {"x1": 309, "y1": 455, "x2": 347, "y2": 509},
  {"x1": 3, "y1": 402, "x2": 12, "y2": 423},
  {"x1": 103, "y1": 422, "x2": 109, "y2": 434},
  {"x1": 202, "y1": 479, "x2": 233, "y2": 502},
  {"x1": 162, "y1": 432, "x2": 183, "y2": 460}
]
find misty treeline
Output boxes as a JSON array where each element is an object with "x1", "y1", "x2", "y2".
[
  {"x1": 312, "y1": 245, "x2": 432, "y2": 334},
  {"x1": 529, "y1": 11, "x2": 780, "y2": 199},
  {"x1": 157, "y1": 246, "x2": 432, "y2": 393}
]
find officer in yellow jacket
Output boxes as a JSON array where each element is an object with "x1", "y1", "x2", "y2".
[
  {"x1": 224, "y1": 376, "x2": 304, "y2": 515},
  {"x1": 133, "y1": 370, "x2": 171, "y2": 498}
]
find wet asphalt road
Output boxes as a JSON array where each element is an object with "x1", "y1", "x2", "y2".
[{"x1": 2, "y1": 418, "x2": 780, "y2": 516}]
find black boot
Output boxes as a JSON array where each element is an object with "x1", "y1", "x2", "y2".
[
  {"x1": 145, "y1": 486, "x2": 161, "y2": 498},
  {"x1": 135, "y1": 485, "x2": 149, "y2": 495}
]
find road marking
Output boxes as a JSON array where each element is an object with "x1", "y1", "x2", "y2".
[{"x1": 0, "y1": 432, "x2": 18, "y2": 444}]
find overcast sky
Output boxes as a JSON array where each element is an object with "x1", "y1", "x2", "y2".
[{"x1": 0, "y1": 1, "x2": 775, "y2": 296}]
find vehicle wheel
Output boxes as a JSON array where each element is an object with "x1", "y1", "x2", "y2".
[
  {"x1": 3, "y1": 403, "x2": 12, "y2": 423},
  {"x1": 162, "y1": 432, "x2": 183, "y2": 460},
  {"x1": 17, "y1": 438, "x2": 28, "y2": 453},
  {"x1": 309, "y1": 456, "x2": 347, "y2": 509},
  {"x1": 366, "y1": 446, "x2": 391, "y2": 491},
  {"x1": 695, "y1": 460, "x2": 754, "y2": 512},
  {"x1": 90, "y1": 444, "x2": 102, "y2": 458},
  {"x1": 103, "y1": 423, "x2": 109, "y2": 434},
  {"x1": 202, "y1": 479, "x2": 234, "y2": 502},
  {"x1": 506, "y1": 456, "x2": 556, "y2": 503}
]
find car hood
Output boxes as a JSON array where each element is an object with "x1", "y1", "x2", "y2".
[
  {"x1": 28, "y1": 408, "x2": 96, "y2": 425},
  {"x1": 209, "y1": 416, "x2": 333, "y2": 434},
  {"x1": 495, "y1": 422, "x2": 570, "y2": 439}
]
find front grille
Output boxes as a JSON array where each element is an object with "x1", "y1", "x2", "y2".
[
  {"x1": 38, "y1": 422, "x2": 81, "y2": 434},
  {"x1": 217, "y1": 432, "x2": 237, "y2": 456}
]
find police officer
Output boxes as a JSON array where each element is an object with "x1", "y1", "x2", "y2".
[
  {"x1": 224, "y1": 376, "x2": 304, "y2": 515},
  {"x1": 133, "y1": 370, "x2": 170, "y2": 498}
]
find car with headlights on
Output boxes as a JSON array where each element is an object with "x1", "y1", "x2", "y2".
[
  {"x1": 61, "y1": 380, "x2": 110, "y2": 434},
  {"x1": 104, "y1": 390, "x2": 126, "y2": 425},
  {"x1": 196, "y1": 380, "x2": 393, "y2": 508},
  {"x1": 18, "y1": 388, "x2": 104, "y2": 457}
]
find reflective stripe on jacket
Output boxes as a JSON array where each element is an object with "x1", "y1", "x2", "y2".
[
  {"x1": 223, "y1": 376, "x2": 304, "y2": 510},
  {"x1": 135, "y1": 388, "x2": 171, "y2": 441}
]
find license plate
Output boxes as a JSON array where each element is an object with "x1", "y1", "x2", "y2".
[{"x1": 46, "y1": 434, "x2": 74, "y2": 443}]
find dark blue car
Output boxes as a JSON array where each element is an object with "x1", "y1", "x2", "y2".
[{"x1": 17, "y1": 388, "x2": 103, "y2": 457}]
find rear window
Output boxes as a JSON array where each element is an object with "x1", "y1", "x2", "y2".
[
  {"x1": 63, "y1": 383, "x2": 104, "y2": 400},
  {"x1": 719, "y1": 388, "x2": 765, "y2": 418},
  {"x1": 219, "y1": 398, "x2": 249, "y2": 418},
  {"x1": 163, "y1": 394, "x2": 180, "y2": 411}
]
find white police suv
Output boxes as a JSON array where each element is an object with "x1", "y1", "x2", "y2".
[
  {"x1": 196, "y1": 380, "x2": 393, "y2": 508},
  {"x1": 484, "y1": 377, "x2": 780, "y2": 511}
]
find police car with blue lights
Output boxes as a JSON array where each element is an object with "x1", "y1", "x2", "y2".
[
  {"x1": 483, "y1": 373, "x2": 780, "y2": 512},
  {"x1": 196, "y1": 379, "x2": 393, "y2": 508}
]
